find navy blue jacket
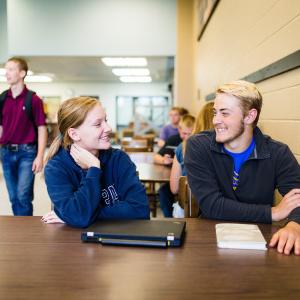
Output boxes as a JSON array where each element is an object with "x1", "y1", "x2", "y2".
[
  {"x1": 45, "y1": 147, "x2": 150, "y2": 227},
  {"x1": 185, "y1": 127, "x2": 300, "y2": 224}
]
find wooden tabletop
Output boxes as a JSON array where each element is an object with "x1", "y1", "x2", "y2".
[
  {"x1": 0, "y1": 217, "x2": 299, "y2": 299},
  {"x1": 135, "y1": 162, "x2": 171, "y2": 183}
]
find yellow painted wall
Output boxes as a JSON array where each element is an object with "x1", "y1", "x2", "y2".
[
  {"x1": 174, "y1": 0, "x2": 196, "y2": 114},
  {"x1": 175, "y1": 0, "x2": 300, "y2": 162}
]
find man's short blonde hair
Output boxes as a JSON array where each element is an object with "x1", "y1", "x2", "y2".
[
  {"x1": 216, "y1": 80, "x2": 262, "y2": 126},
  {"x1": 179, "y1": 114, "x2": 195, "y2": 129}
]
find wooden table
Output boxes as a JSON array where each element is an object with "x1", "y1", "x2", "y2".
[
  {"x1": 135, "y1": 162, "x2": 171, "y2": 217},
  {"x1": 135, "y1": 162, "x2": 171, "y2": 183},
  {"x1": 0, "y1": 217, "x2": 299, "y2": 299}
]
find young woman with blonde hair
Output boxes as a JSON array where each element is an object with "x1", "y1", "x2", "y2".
[{"x1": 42, "y1": 97, "x2": 149, "y2": 227}]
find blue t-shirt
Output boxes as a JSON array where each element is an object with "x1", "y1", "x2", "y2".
[
  {"x1": 223, "y1": 138, "x2": 255, "y2": 190},
  {"x1": 175, "y1": 143, "x2": 186, "y2": 176}
]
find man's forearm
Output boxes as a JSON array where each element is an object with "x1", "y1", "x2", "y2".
[
  {"x1": 287, "y1": 207, "x2": 300, "y2": 224},
  {"x1": 153, "y1": 154, "x2": 164, "y2": 165}
]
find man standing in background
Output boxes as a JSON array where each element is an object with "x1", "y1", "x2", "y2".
[{"x1": 0, "y1": 57, "x2": 47, "y2": 215}]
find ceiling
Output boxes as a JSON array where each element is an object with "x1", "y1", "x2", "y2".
[{"x1": 14, "y1": 56, "x2": 175, "y2": 83}]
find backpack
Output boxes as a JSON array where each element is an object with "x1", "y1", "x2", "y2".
[{"x1": 0, "y1": 89, "x2": 38, "y2": 142}]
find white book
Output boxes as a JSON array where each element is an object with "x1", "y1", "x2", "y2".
[{"x1": 215, "y1": 223, "x2": 267, "y2": 250}]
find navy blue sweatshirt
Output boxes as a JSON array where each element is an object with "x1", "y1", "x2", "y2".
[
  {"x1": 45, "y1": 147, "x2": 150, "y2": 227},
  {"x1": 185, "y1": 127, "x2": 300, "y2": 224}
]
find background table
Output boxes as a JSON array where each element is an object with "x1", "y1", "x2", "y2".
[
  {"x1": 135, "y1": 162, "x2": 171, "y2": 183},
  {"x1": 0, "y1": 217, "x2": 299, "y2": 300},
  {"x1": 135, "y1": 162, "x2": 171, "y2": 217}
]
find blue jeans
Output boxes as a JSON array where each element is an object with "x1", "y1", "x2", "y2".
[
  {"x1": 0, "y1": 144, "x2": 36, "y2": 216},
  {"x1": 158, "y1": 183, "x2": 175, "y2": 217}
]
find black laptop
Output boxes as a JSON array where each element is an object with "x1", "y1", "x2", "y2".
[{"x1": 81, "y1": 219, "x2": 186, "y2": 248}]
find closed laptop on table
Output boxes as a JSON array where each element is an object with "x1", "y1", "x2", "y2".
[{"x1": 81, "y1": 219, "x2": 186, "y2": 248}]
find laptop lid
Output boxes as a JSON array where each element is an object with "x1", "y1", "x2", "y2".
[{"x1": 81, "y1": 220, "x2": 186, "y2": 248}]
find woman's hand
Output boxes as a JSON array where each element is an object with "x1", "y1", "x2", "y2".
[
  {"x1": 41, "y1": 210, "x2": 65, "y2": 224},
  {"x1": 70, "y1": 144, "x2": 100, "y2": 169}
]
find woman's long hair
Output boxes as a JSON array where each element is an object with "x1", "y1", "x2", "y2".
[
  {"x1": 192, "y1": 101, "x2": 214, "y2": 135},
  {"x1": 45, "y1": 97, "x2": 100, "y2": 163},
  {"x1": 182, "y1": 101, "x2": 214, "y2": 156}
]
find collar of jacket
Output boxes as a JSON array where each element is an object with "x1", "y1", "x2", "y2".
[{"x1": 209, "y1": 127, "x2": 271, "y2": 160}]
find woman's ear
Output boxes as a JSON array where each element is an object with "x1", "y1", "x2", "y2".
[
  {"x1": 245, "y1": 109, "x2": 257, "y2": 125},
  {"x1": 67, "y1": 128, "x2": 80, "y2": 141}
]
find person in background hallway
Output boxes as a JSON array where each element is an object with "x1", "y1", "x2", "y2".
[
  {"x1": 178, "y1": 107, "x2": 189, "y2": 117},
  {"x1": 156, "y1": 114, "x2": 195, "y2": 217},
  {"x1": 42, "y1": 97, "x2": 149, "y2": 228},
  {"x1": 170, "y1": 101, "x2": 214, "y2": 217},
  {"x1": 157, "y1": 106, "x2": 188, "y2": 148},
  {"x1": 0, "y1": 57, "x2": 47, "y2": 216},
  {"x1": 185, "y1": 80, "x2": 300, "y2": 255}
]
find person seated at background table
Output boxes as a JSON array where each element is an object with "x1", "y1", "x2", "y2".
[
  {"x1": 178, "y1": 107, "x2": 189, "y2": 116},
  {"x1": 154, "y1": 114, "x2": 195, "y2": 166},
  {"x1": 42, "y1": 97, "x2": 150, "y2": 227},
  {"x1": 170, "y1": 101, "x2": 214, "y2": 217},
  {"x1": 156, "y1": 114, "x2": 195, "y2": 217},
  {"x1": 157, "y1": 106, "x2": 188, "y2": 148},
  {"x1": 185, "y1": 80, "x2": 300, "y2": 255}
]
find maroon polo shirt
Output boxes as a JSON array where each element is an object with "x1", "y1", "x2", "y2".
[{"x1": 0, "y1": 86, "x2": 46, "y2": 144}]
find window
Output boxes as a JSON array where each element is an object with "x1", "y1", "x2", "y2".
[{"x1": 116, "y1": 96, "x2": 170, "y2": 135}]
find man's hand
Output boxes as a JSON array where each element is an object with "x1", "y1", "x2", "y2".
[
  {"x1": 271, "y1": 189, "x2": 300, "y2": 221},
  {"x1": 41, "y1": 210, "x2": 65, "y2": 224},
  {"x1": 70, "y1": 144, "x2": 100, "y2": 169},
  {"x1": 32, "y1": 155, "x2": 44, "y2": 173},
  {"x1": 163, "y1": 154, "x2": 173, "y2": 165},
  {"x1": 269, "y1": 221, "x2": 300, "y2": 255}
]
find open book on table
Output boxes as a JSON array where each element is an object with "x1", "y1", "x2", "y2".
[{"x1": 215, "y1": 223, "x2": 267, "y2": 250}]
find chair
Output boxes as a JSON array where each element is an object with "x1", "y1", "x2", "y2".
[
  {"x1": 122, "y1": 128, "x2": 134, "y2": 138},
  {"x1": 133, "y1": 134, "x2": 155, "y2": 152},
  {"x1": 123, "y1": 146, "x2": 149, "y2": 153},
  {"x1": 177, "y1": 176, "x2": 199, "y2": 217},
  {"x1": 127, "y1": 150, "x2": 158, "y2": 218},
  {"x1": 135, "y1": 166, "x2": 158, "y2": 218}
]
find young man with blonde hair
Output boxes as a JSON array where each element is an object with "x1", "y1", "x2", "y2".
[
  {"x1": 0, "y1": 57, "x2": 47, "y2": 215},
  {"x1": 185, "y1": 80, "x2": 300, "y2": 255}
]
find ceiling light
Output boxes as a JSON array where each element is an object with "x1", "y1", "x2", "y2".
[
  {"x1": 25, "y1": 75, "x2": 53, "y2": 83},
  {"x1": 119, "y1": 76, "x2": 152, "y2": 83},
  {"x1": 112, "y1": 68, "x2": 150, "y2": 76},
  {"x1": 0, "y1": 74, "x2": 52, "y2": 83},
  {"x1": 0, "y1": 68, "x2": 33, "y2": 76},
  {"x1": 102, "y1": 57, "x2": 147, "y2": 67}
]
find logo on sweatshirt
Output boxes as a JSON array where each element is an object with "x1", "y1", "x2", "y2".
[{"x1": 101, "y1": 184, "x2": 119, "y2": 206}]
